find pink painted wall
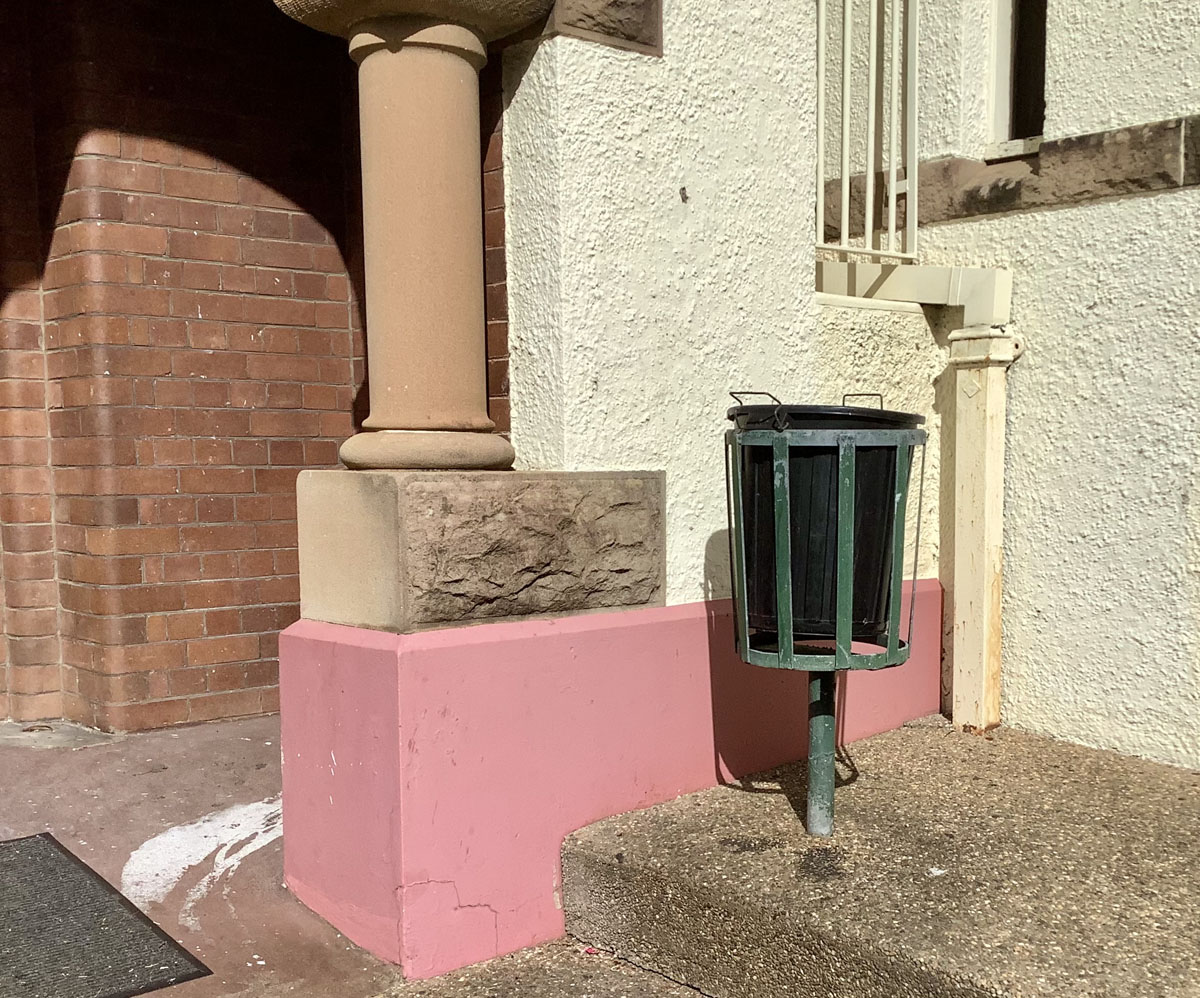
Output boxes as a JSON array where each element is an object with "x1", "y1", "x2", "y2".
[{"x1": 280, "y1": 581, "x2": 941, "y2": 978}]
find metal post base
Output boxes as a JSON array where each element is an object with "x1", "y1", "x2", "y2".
[{"x1": 807, "y1": 671, "x2": 837, "y2": 836}]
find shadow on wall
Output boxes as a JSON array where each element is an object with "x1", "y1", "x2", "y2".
[
  {"x1": 2, "y1": 0, "x2": 370, "y2": 422},
  {"x1": 702, "y1": 529, "x2": 864, "y2": 823}
]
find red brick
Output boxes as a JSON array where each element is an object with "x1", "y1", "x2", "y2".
[
  {"x1": 56, "y1": 494, "x2": 138, "y2": 525},
  {"x1": 483, "y1": 169, "x2": 504, "y2": 211},
  {"x1": 84, "y1": 525, "x2": 179, "y2": 556},
  {"x1": 166, "y1": 612, "x2": 205, "y2": 640},
  {"x1": 239, "y1": 549, "x2": 275, "y2": 577},
  {"x1": 0, "y1": 2, "x2": 398, "y2": 731},
  {"x1": 186, "y1": 634, "x2": 259, "y2": 666},
  {"x1": 75, "y1": 158, "x2": 162, "y2": 194},
  {"x1": 168, "y1": 230, "x2": 240, "y2": 263},
  {"x1": 253, "y1": 211, "x2": 291, "y2": 239},
  {"x1": 100, "y1": 698, "x2": 189, "y2": 732},
  {"x1": 187, "y1": 689, "x2": 264, "y2": 722},
  {"x1": 168, "y1": 668, "x2": 207, "y2": 695},
  {"x1": 181, "y1": 262, "x2": 222, "y2": 290},
  {"x1": 139, "y1": 138, "x2": 182, "y2": 165},
  {"x1": 203, "y1": 608, "x2": 242, "y2": 635},
  {"x1": 9, "y1": 691, "x2": 65, "y2": 722},
  {"x1": 163, "y1": 168, "x2": 239, "y2": 203},
  {"x1": 179, "y1": 468, "x2": 254, "y2": 495},
  {"x1": 484, "y1": 208, "x2": 505, "y2": 249},
  {"x1": 205, "y1": 663, "x2": 249, "y2": 691}
]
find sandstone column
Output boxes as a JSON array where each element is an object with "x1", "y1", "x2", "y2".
[
  {"x1": 339, "y1": 18, "x2": 514, "y2": 469},
  {"x1": 274, "y1": 0, "x2": 556, "y2": 468}
]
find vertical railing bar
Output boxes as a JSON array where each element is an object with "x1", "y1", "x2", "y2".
[
  {"x1": 816, "y1": 0, "x2": 827, "y2": 249},
  {"x1": 887, "y1": 444, "x2": 911, "y2": 657},
  {"x1": 835, "y1": 437, "x2": 855, "y2": 669},
  {"x1": 727, "y1": 433, "x2": 752, "y2": 658},
  {"x1": 906, "y1": 439, "x2": 927, "y2": 649},
  {"x1": 904, "y1": 0, "x2": 919, "y2": 257},
  {"x1": 887, "y1": 0, "x2": 902, "y2": 251},
  {"x1": 864, "y1": 0, "x2": 880, "y2": 252},
  {"x1": 773, "y1": 434, "x2": 794, "y2": 669},
  {"x1": 839, "y1": 0, "x2": 853, "y2": 249}
]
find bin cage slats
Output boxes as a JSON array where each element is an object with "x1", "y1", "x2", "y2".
[{"x1": 724, "y1": 426, "x2": 926, "y2": 673}]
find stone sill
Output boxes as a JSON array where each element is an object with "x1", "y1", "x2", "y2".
[{"x1": 825, "y1": 115, "x2": 1200, "y2": 239}]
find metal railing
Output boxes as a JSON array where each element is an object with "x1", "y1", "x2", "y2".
[{"x1": 815, "y1": 0, "x2": 919, "y2": 262}]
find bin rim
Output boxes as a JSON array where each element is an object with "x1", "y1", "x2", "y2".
[{"x1": 726, "y1": 403, "x2": 925, "y2": 430}]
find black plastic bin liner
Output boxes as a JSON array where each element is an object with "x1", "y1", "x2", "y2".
[{"x1": 728, "y1": 404, "x2": 924, "y2": 645}]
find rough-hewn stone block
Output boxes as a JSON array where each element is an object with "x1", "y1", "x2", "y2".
[
  {"x1": 298, "y1": 470, "x2": 665, "y2": 633},
  {"x1": 550, "y1": 0, "x2": 662, "y2": 55}
]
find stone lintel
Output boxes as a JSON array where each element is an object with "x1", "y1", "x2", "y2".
[
  {"x1": 297, "y1": 469, "x2": 665, "y2": 633},
  {"x1": 824, "y1": 115, "x2": 1200, "y2": 239}
]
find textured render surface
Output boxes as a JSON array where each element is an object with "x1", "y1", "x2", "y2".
[
  {"x1": 918, "y1": 189, "x2": 1200, "y2": 769},
  {"x1": 279, "y1": 581, "x2": 941, "y2": 978},
  {"x1": 506, "y1": 6, "x2": 820, "y2": 607},
  {"x1": 505, "y1": 12, "x2": 941, "y2": 605},
  {"x1": 297, "y1": 469, "x2": 664, "y2": 631},
  {"x1": 1044, "y1": 1, "x2": 1200, "y2": 141},
  {"x1": 565, "y1": 722, "x2": 1200, "y2": 998},
  {"x1": 811, "y1": 300, "x2": 943, "y2": 580},
  {"x1": 916, "y1": 0, "x2": 1200, "y2": 158},
  {"x1": 822, "y1": 0, "x2": 991, "y2": 168}
]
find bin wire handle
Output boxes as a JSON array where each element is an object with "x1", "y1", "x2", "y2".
[
  {"x1": 729, "y1": 391, "x2": 782, "y2": 405},
  {"x1": 729, "y1": 391, "x2": 788, "y2": 432},
  {"x1": 843, "y1": 392, "x2": 884, "y2": 409}
]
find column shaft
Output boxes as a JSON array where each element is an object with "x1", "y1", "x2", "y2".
[{"x1": 342, "y1": 19, "x2": 514, "y2": 469}]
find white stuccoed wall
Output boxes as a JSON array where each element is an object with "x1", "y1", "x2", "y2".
[
  {"x1": 1043, "y1": 1, "x2": 1200, "y2": 139},
  {"x1": 905, "y1": 0, "x2": 1200, "y2": 767},
  {"x1": 503, "y1": 0, "x2": 1200, "y2": 769},
  {"x1": 918, "y1": 191, "x2": 1200, "y2": 770},
  {"x1": 918, "y1": 0, "x2": 1200, "y2": 156},
  {"x1": 504, "y1": 4, "x2": 944, "y2": 607}
]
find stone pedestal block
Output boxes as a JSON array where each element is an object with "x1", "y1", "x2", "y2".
[{"x1": 297, "y1": 470, "x2": 665, "y2": 632}]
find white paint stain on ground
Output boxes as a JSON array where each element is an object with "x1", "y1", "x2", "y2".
[{"x1": 121, "y1": 795, "x2": 282, "y2": 929}]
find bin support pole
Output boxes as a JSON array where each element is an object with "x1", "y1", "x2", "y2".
[{"x1": 807, "y1": 671, "x2": 837, "y2": 837}]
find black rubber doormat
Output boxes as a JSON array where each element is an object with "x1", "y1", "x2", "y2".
[{"x1": 0, "y1": 833, "x2": 210, "y2": 998}]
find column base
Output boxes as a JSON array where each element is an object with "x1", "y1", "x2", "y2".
[
  {"x1": 298, "y1": 469, "x2": 665, "y2": 631},
  {"x1": 339, "y1": 429, "x2": 515, "y2": 470}
]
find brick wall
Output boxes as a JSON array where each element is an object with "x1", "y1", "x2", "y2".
[
  {"x1": 0, "y1": 2, "x2": 60, "y2": 722},
  {"x1": 481, "y1": 59, "x2": 510, "y2": 434},
  {"x1": 0, "y1": 0, "x2": 511, "y2": 731},
  {"x1": 0, "y1": 0, "x2": 361, "y2": 730}
]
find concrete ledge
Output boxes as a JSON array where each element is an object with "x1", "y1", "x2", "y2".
[
  {"x1": 564, "y1": 723, "x2": 1200, "y2": 998},
  {"x1": 297, "y1": 469, "x2": 665, "y2": 632}
]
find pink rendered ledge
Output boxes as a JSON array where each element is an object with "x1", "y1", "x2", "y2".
[{"x1": 279, "y1": 580, "x2": 942, "y2": 978}]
